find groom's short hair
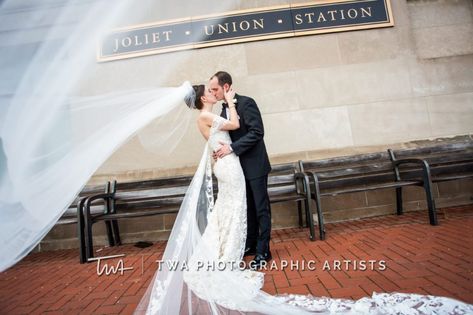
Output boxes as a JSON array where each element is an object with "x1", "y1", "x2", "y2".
[{"x1": 211, "y1": 71, "x2": 232, "y2": 87}]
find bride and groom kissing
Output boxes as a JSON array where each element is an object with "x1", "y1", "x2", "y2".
[
  {"x1": 190, "y1": 70, "x2": 272, "y2": 270},
  {"x1": 137, "y1": 71, "x2": 473, "y2": 314}
]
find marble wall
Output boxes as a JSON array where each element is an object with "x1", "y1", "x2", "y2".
[{"x1": 75, "y1": 0, "x2": 473, "y2": 180}]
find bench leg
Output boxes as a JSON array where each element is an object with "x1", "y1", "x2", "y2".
[
  {"x1": 423, "y1": 181, "x2": 438, "y2": 226},
  {"x1": 396, "y1": 187, "x2": 403, "y2": 215},
  {"x1": 112, "y1": 220, "x2": 121, "y2": 245},
  {"x1": 313, "y1": 181, "x2": 325, "y2": 241},
  {"x1": 311, "y1": 174, "x2": 325, "y2": 240},
  {"x1": 304, "y1": 197, "x2": 316, "y2": 241},
  {"x1": 85, "y1": 225, "x2": 94, "y2": 261},
  {"x1": 108, "y1": 201, "x2": 121, "y2": 246},
  {"x1": 302, "y1": 177, "x2": 316, "y2": 241},
  {"x1": 105, "y1": 191, "x2": 120, "y2": 246},
  {"x1": 77, "y1": 199, "x2": 87, "y2": 264},
  {"x1": 297, "y1": 200, "x2": 303, "y2": 228},
  {"x1": 84, "y1": 201, "x2": 95, "y2": 262},
  {"x1": 105, "y1": 221, "x2": 115, "y2": 246},
  {"x1": 305, "y1": 203, "x2": 310, "y2": 228}
]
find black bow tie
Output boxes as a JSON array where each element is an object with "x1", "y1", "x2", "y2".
[{"x1": 223, "y1": 100, "x2": 237, "y2": 109}]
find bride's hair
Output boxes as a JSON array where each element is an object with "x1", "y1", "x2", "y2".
[{"x1": 185, "y1": 84, "x2": 205, "y2": 110}]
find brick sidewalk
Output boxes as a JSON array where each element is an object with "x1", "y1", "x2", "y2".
[{"x1": 1, "y1": 205, "x2": 472, "y2": 314}]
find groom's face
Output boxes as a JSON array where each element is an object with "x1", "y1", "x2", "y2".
[{"x1": 209, "y1": 77, "x2": 225, "y2": 101}]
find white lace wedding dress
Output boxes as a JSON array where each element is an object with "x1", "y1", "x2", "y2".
[
  {"x1": 137, "y1": 115, "x2": 473, "y2": 315},
  {"x1": 182, "y1": 115, "x2": 266, "y2": 311}
]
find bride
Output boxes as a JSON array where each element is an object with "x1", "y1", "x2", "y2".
[{"x1": 135, "y1": 83, "x2": 473, "y2": 315}]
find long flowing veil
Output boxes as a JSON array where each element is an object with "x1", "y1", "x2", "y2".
[
  {"x1": 0, "y1": 82, "x2": 192, "y2": 271},
  {"x1": 0, "y1": 0, "x2": 195, "y2": 271}
]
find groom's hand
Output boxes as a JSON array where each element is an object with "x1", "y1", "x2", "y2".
[{"x1": 216, "y1": 142, "x2": 232, "y2": 159}]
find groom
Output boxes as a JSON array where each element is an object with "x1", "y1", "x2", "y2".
[{"x1": 210, "y1": 71, "x2": 272, "y2": 269}]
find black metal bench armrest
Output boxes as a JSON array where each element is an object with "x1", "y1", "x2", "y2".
[
  {"x1": 77, "y1": 192, "x2": 113, "y2": 221},
  {"x1": 392, "y1": 158, "x2": 432, "y2": 182},
  {"x1": 388, "y1": 149, "x2": 437, "y2": 225},
  {"x1": 294, "y1": 172, "x2": 311, "y2": 196},
  {"x1": 388, "y1": 149, "x2": 432, "y2": 182},
  {"x1": 83, "y1": 192, "x2": 115, "y2": 219},
  {"x1": 298, "y1": 171, "x2": 321, "y2": 198},
  {"x1": 85, "y1": 193, "x2": 114, "y2": 206},
  {"x1": 393, "y1": 158, "x2": 429, "y2": 168},
  {"x1": 301, "y1": 171, "x2": 320, "y2": 185},
  {"x1": 297, "y1": 160, "x2": 305, "y2": 173}
]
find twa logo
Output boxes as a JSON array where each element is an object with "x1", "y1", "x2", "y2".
[{"x1": 89, "y1": 254, "x2": 134, "y2": 276}]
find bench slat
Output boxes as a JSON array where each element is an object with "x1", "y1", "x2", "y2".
[
  {"x1": 320, "y1": 180, "x2": 421, "y2": 196},
  {"x1": 393, "y1": 141, "x2": 473, "y2": 158},
  {"x1": 116, "y1": 176, "x2": 194, "y2": 190},
  {"x1": 114, "y1": 186, "x2": 188, "y2": 200},
  {"x1": 301, "y1": 152, "x2": 388, "y2": 170},
  {"x1": 95, "y1": 208, "x2": 179, "y2": 220},
  {"x1": 305, "y1": 163, "x2": 394, "y2": 180},
  {"x1": 268, "y1": 174, "x2": 295, "y2": 185}
]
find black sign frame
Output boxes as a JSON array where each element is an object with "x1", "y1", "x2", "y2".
[{"x1": 98, "y1": 0, "x2": 393, "y2": 62}]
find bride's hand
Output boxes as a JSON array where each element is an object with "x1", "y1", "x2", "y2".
[{"x1": 224, "y1": 86, "x2": 236, "y2": 103}]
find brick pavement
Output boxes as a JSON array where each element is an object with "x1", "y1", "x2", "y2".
[{"x1": 0, "y1": 204, "x2": 472, "y2": 314}]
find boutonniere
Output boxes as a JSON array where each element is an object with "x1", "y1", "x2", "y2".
[{"x1": 232, "y1": 98, "x2": 237, "y2": 104}]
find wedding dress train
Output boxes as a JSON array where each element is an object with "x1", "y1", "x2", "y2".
[{"x1": 137, "y1": 115, "x2": 473, "y2": 314}]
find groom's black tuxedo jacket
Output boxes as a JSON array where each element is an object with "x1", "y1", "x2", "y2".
[{"x1": 221, "y1": 94, "x2": 271, "y2": 180}]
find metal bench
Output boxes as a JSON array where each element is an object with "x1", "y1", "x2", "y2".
[
  {"x1": 79, "y1": 162, "x2": 314, "y2": 263},
  {"x1": 55, "y1": 183, "x2": 118, "y2": 263},
  {"x1": 388, "y1": 139, "x2": 473, "y2": 214},
  {"x1": 299, "y1": 151, "x2": 437, "y2": 240},
  {"x1": 80, "y1": 175, "x2": 194, "y2": 262},
  {"x1": 267, "y1": 163, "x2": 315, "y2": 240},
  {"x1": 57, "y1": 183, "x2": 107, "y2": 225}
]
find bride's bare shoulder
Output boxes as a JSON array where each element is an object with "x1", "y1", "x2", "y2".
[{"x1": 198, "y1": 112, "x2": 216, "y2": 126}]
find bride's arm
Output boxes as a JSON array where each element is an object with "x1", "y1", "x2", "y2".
[
  {"x1": 219, "y1": 101, "x2": 239, "y2": 131},
  {"x1": 219, "y1": 87, "x2": 239, "y2": 131}
]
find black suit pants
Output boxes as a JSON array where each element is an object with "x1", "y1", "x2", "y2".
[{"x1": 245, "y1": 175, "x2": 271, "y2": 255}]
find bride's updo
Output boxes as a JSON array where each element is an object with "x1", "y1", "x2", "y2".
[{"x1": 185, "y1": 84, "x2": 205, "y2": 110}]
